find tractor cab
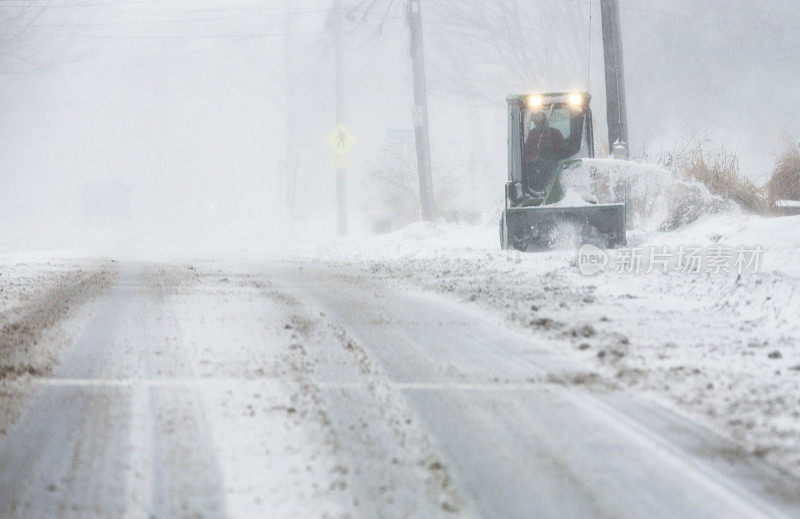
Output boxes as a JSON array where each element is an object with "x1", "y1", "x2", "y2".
[
  {"x1": 500, "y1": 92, "x2": 626, "y2": 251},
  {"x1": 524, "y1": 93, "x2": 594, "y2": 159},
  {"x1": 509, "y1": 92, "x2": 595, "y2": 207}
]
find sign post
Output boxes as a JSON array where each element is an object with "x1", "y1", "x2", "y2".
[{"x1": 326, "y1": 123, "x2": 357, "y2": 235}]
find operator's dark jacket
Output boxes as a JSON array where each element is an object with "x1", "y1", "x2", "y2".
[{"x1": 524, "y1": 126, "x2": 565, "y2": 162}]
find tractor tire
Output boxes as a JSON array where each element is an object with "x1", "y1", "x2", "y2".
[{"x1": 509, "y1": 218, "x2": 532, "y2": 252}]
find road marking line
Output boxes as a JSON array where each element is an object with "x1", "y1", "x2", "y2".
[
  {"x1": 30, "y1": 378, "x2": 266, "y2": 387},
  {"x1": 319, "y1": 382, "x2": 543, "y2": 391},
  {"x1": 28, "y1": 378, "x2": 543, "y2": 390}
]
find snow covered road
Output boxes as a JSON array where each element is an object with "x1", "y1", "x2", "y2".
[{"x1": 0, "y1": 259, "x2": 798, "y2": 518}]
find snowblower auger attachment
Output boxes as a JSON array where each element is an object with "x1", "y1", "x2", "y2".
[
  {"x1": 501, "y1": 203, "x2": 626, "y2": 251},
  {"x1": 499, "y1": 92, "x2": 627, "y2": 251}
]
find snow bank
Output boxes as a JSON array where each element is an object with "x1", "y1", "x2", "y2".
[{"x1": 309, "y1": 221, "x2": 498, "y2": 262}]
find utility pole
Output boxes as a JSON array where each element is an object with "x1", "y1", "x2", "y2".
[
  {"x1": 284, "y1": 0, "x2": 297, "y2": 215},
  {"x1": 333, "y1": 0, "x2": 347, "y2": 235},
  {"x1": 407, "y1": 0, "x2": 435, "y2": 222},
  {"x1": 600, "y1": 0, "x2": 630, "y2": 159}
]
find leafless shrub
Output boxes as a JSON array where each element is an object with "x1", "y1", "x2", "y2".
[
  {"x1": 361, "y1": 139, "x2": 479, "y2": 233},
  {"x1": 360, "y1": 140, "x2": 418, "y2": 233},
  {"x1": 658, "y1": 137, "x2": 770, "y2": 215},
  {"x1": 766, "y1": 139, "x2": 800, "y2": 205}
]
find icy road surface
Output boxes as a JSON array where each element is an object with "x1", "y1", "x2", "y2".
[{"x1": 0, "y1": 260, "x2": 798, "y2": 518}]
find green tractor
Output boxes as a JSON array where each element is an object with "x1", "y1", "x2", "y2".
[{"x1": 500, "y1": 92, "x2": 626, "y2": 251}]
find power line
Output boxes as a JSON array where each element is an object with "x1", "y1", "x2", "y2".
[
  {"x1": 1, "y1": 5, "x2": 329, "y2": 14},
  {"x1": 0, "y1": 0, "x2": 175, "y2": 7},
  {"x1": 7, "y1": 13, "x2": 318, "y2": 27},
  {"x1": 14, "y1": 29, "x2": 331, "y2": 39}
]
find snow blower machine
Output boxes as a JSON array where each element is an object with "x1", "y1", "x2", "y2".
[{"x1": 500, "y1": 92, "x2": 626, "y2": 251}]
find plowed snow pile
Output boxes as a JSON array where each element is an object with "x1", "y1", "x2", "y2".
[
  {"x1": 302, "y1": 160, "x2": 800, "y2": 480},
  {"x1": 562, "y1": 158, "x2": 734, "y2": 232}
]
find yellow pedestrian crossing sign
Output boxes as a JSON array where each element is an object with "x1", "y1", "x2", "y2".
[{"x1": 326, "y1": 123, "x2": 357, "y2": 158}]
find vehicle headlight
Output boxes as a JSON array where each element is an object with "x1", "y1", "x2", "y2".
[
  {"x1": 527, "y1": 95, "x2": 544, "y2": 108},
  {"x1": 568, "y1": 93, "x2": 584, "y2": 107}
]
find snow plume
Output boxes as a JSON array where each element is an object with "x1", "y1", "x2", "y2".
[
  {"x1": 563, "y1": 159, "x2": 736, "y2": 233},
  {"x1": 543, "y1": 220, "x2": 583, "y2": 250}
]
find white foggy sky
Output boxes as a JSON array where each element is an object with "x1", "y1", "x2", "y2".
[{"x1": 0, "y1": 0, "x2": 796, "y2": 250}]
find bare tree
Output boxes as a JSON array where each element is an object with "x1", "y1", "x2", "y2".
[
  {"x1": 0, "y1": 5, "x2": 50, "y2": 73},
  {"x1": 0, "y1": 4, "x2": 98, "y2": 75},
  {"x1": 423, "y1": 0, "x2": 592, "y2": 104}
]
